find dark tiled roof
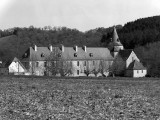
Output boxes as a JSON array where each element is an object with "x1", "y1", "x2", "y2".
[
  {"x1": 112, "y1": 27, "x2": 119, "y2": 43},
  {"x1": 21, "y1": 47, "x2": 52, "y2": 61},
  {"x1": 21, "y1": 46, "x2": 114, "y2": 61},
  {"x1": 112, "y1": 27, "x2": 123, "y2": 46},
  {"x1": 30, "y1": 47, "x2": 52, "y2": 61},
  {"x1": 118, "y1": 49, "x2": 133, "y2": 60},
  {"x1": 59, "y1": 47, "x2": 113, "y2": 60},
  {"x1": 127, "y1": 60, "x2": 146, "y2": 70}
]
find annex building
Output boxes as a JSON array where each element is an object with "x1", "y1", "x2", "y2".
[{"x1": 19, "y1": 27, "x2": 147, "y2": 77}]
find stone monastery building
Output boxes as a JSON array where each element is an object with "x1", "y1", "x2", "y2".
[{"x1": 19, "y1": 27, "x2": 147, "y2": 77}]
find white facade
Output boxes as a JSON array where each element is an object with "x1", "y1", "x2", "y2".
[
  {"x1": 29, "y1": 60, "x2": 112, "y2": 77},
  {"x1": 126, "y1": 69, "x2": 147, "y2": 77},
  {"x1": 9, "y1": 61, "x2": 26, "y2": 75},
  {"x1": 133, "y1": 69, "x2": 147, "y2": 77},
  {"x1": 71, "y1": 61, "x2": 85, "y2": 77}
]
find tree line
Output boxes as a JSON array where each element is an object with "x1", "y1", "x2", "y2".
[{"x1": 0, "y1": 16, "x2": 160, "y2": 76}]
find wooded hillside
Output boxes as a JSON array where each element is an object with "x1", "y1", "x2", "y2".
[{"x1": 0, "y1": 16, "x2": 160, "y2": 76}]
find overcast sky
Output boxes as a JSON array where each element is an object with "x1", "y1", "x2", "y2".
[{"x1": 0, "y1": 0, "x2": 160, "y2": 32}]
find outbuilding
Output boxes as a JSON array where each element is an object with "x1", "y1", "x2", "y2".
[
  {"x1": 126, "y1": 60, "x2": 147, "y2": 77},
  {"x1": 8, "y1": 57, "x2": 27, "y2": 75}
]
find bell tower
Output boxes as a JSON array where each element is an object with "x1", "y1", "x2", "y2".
[{"x1": 109, "y1": 26, "x2": 124, "y2": 57}]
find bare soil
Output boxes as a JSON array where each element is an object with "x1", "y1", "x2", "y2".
[{"x1": 0, "y1": 76, "x2": 160, "y2": 120}]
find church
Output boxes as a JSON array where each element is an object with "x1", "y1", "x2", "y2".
[{"x1": 20, "y1": 27, "x2": 147, "y2": 77}]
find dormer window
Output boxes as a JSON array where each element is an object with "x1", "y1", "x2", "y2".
[
  {"x1": 58, "y1": 53, "x2": 62, "y2": 57},
  {"x1": 41, "y1": 53, "x2": 45, "y2": 57},
  {"x1": 89, "y1": 53, "x2": 93, "y2": 57},
  {"x1": 74, "y1": 53, "x2": 77, "y2": 57}
]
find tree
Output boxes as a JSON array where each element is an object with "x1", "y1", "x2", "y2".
[
  {"x1": 59, "y1": 60, "x2": 72, "y2": 76},
  {"x1": 46, "y1": 47, "x2": 73, "y2": 76},
  {"x1": 84, "y1": 61, "x2": 95, "y2": 76},
  {"x1": 97, "y1": 60, "x2": 111, "y2": 77},
  {"x1": 110, "y1": 59, "x2": 125, "y2": 77}
]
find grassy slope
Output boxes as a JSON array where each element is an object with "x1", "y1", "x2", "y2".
[
  {"x1": 0, "y1": 35, "x2": 18, "y2": 60},
  {"x1": 0, "y1": 76, "x2": 160, "y2": 120}
]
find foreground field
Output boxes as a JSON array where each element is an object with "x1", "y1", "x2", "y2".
[{"x1": 0, "y1": 76, "x2": 160, "y2": 120}]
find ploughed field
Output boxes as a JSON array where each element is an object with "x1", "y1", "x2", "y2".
[{"x1": 0, "y1": 77, "x2": 160, "y2": 120}]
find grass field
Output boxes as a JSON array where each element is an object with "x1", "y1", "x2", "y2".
[{"x1": 0, "y1": 76, "x2": 160, "y2": 120}]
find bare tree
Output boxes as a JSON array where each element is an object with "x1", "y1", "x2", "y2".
[
  {"x1": 97, "y1": 60, "x2": 107, "y2": 77},
  {"x1": 45, "y1": 47, "x2": 59, "y2": 76},
  {"x1": 59, "y1": 60, "x2": 73, "y2": 76},
  {"x1": 92, "y1": 60, "x2": 112, "y2": 77},
  {"x1": 84, "y1": 60, "x2": 95, "y2": 76},
  {"x1": 92, "y1": 60, "x2": 100, "y2": 77},
  {"x1": 46, "y1": 48, "x2": 73, "y2": 76}
]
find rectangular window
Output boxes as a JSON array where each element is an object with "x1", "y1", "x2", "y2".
[
  {"x1": 137, "y1": 70, "x2": 139, "y2": 73},
  {"x1": 36, "y1": 62, "x2": 39, "y2": 67},
  {"x1": 84, "y1": 61, "x2": 86, "y2": 66},
  {"x1": 142, "y1": 70, "x2": 143, "y2": 73},
  {"x1": 77, "y1": 70, "x2": 79, "y2": 75},
  {"x1": 44, "y1": 62, "x2": 47, "y2": 67},
  {"x1": 93, "y1": 61, "x2": 95, "y2": 65},
  {"x1": 52, "y1": 62, "x2": 55, "y2": 67},
  {"x1": 77, "y1": 61, "x2": 79, "y2": 66}
]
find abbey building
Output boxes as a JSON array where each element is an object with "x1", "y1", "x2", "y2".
[{"x1": 17, "y1": 27, "x2": 147, "y2": 77}]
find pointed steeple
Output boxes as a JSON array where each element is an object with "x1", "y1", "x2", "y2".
[
  {"x1": 112, "y1": 26, "x2": 119, "y2": 43},
  {"x1": 111, "y1": 26, "x2": 123, "y2": 46},
  {"x1": 108, "y1": 26, "x2": 124, "y2": 57}
]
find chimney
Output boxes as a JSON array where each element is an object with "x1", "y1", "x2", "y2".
[
  {"x1": 74, "y1": 45, "x2": 78, "y2": 52},
  {"x1": 34, "y1": 45, "x2": 37, "y2": 51},
  {"x1": 82, "y1": 45, "x2": 87, "y2": 52},
  {"x1": 49, "y1": 44, "x2": 53, "y2": 52},
  {"x1": 60, "y1": 44, "x2": 64, "y2": 52}
]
